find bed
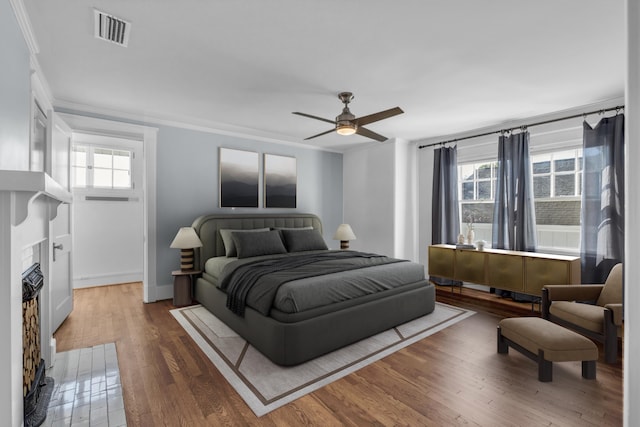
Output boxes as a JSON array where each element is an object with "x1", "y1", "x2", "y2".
[{"x1": 191, "y1": 213, "x2": 435, "y2": 366}]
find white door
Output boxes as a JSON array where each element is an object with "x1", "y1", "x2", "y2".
[
  {"x1": 71, "y1": 133, "x2": 144, "y2": 288},
  {"x1": 50, "y1": 115, "x2": 73, "y2": 332}
]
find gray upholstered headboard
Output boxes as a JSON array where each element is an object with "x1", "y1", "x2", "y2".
[{"x1": 191, "y1": 213, "x2": 323, "y2": 271}]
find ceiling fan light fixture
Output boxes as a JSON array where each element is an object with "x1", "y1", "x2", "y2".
[{"x1": 336, "y1": 122, "x2": 356, "y2": 136}]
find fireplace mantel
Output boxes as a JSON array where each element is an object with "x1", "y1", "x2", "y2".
[
  {"x1": 0, "y1": 171, "x2": 72, "y2": 225},
  {"x1": 0, "y1": 170, "x2": 72, "y2": 426}
]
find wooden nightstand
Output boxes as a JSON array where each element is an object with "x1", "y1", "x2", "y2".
[{"x1": 171, "y1": 269, "x2": 201, "y2": 307}]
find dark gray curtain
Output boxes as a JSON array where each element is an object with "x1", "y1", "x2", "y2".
[
  {"x1": 432, "y1": 146, "x2": 460, "y2": 245},
  {"x1": 431, "y1": 146, "x2": 460, "y2": 286},
  {"x1": 581, "y1": 114, "x2": 625, "y2": 283},
  {"x1": 492, "y1": 131, "x2": 537, "y2": 252}
]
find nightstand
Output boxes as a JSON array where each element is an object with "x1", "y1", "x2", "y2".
[{"x1": 171, "y1": 269, "x2": 201, "y2": 307}]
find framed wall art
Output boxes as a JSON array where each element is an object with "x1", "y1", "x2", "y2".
[
  {"x1": 264, "y1": 154, "x2": 297, "y2": 208},
  {"x1": 219, "y1": 148, "x2": 259, "y2": 207}
]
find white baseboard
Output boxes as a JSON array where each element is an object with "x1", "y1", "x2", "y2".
[
  {"x1": 73, "y1": 271, "x2": 143, "y2": 288},
  {"x1": 154, "y1": 283, "x2": 174, "y2": 302}
]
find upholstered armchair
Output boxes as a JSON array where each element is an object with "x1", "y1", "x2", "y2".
[{"x1": 541, "y1": 263, "x2": 623, "y2": 364}]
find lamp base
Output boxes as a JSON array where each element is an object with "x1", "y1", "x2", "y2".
[
  {"x1": 180, "y1": 248, "x2": 195, "y2": 271},
  {"x1": 340, "y1": 240, "x2": 350, "y2": 250}
]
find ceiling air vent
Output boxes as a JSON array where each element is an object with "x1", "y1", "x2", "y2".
[{"x1": 94, "y1": 9, "x2": 130, "y2": 47}]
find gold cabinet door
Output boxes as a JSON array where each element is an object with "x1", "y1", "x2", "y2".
[
  {"x1": 428, "y1": 246, "x2": 455, "y2": 278},
  {"x1": 524, "y1": 257, "x2": 571, "y2": 296},
  {"x1": 454, "y1": 250, "x2": 487, "y2": 284},
  {"x1": 488, "y1": 253, "x2": 524, "y2": 292}
]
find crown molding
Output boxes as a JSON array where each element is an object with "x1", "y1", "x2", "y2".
[
  {"x1": 9, "y1": 0, "x2": 39, "y2": 55},
  {"x1": 53, "y1": 99, "x2": 343, "y2": 154}
]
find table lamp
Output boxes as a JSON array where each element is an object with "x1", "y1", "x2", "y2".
[
  {"x1": 170, "y1": 227, "x2": 203, "y2": 271},
  {"x1": 333, "y1": 224, "x2": 356, "y2": 249}
]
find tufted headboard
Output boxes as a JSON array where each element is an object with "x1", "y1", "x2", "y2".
[{"x1": 191, "y1": 213, "x2": 323, "y2": 271}]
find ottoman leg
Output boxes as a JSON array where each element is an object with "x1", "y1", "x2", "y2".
[
  {"x1": 582, "y1": 360, "x2": 596, "y2": 380},
  {"x1": 538, "y1": 350, "x2": 552, "y2": 382},
  {"x1": 497, "y1": 326, "x2": 508, "y2": 354}
]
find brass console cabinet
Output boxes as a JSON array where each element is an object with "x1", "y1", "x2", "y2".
[{"x1": 428, "y1": 244, "x2": 580, "y2": 296}]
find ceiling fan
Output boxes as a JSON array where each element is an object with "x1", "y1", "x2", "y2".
[{"x1": 293, "y1": 92, "x2": 404, "y2": 142}]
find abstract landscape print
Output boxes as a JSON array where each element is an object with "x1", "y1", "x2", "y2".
[
  {"x1": 219, "y1": 148, "x2": 259, "y2": 207},
  {"x1": 264, "y1": 154, "x2": 296, "y2": 208}
]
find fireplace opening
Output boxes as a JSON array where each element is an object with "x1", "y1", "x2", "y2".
[{"x1": 22, "y1": 263, "x2": 54, "y2": 427}]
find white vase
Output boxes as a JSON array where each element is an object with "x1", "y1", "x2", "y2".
[
  {"x1": 457, "y1": 233, "x2": 465, "y2": 244},
  {"x1": 467, "y1": 228, "x2": 475, "y2": 245}
]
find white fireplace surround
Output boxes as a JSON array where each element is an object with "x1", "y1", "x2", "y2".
[{"x1": 0, "y1": 171, "x2": 72, "y2": 426}]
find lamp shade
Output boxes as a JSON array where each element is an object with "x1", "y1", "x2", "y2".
[
  {"x1": 333, "y1": 224, "x2": 356, "y2": 241},
  {"x1": 170, "y1": 227, "x2": 203, "y2": 249}
]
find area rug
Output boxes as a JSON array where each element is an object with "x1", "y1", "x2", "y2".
[{"x1": 171, "y1": 303, "x2": 474, "y2": 416}]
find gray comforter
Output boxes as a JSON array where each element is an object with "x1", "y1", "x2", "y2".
[{"x1": 219, "y1": 250, "x2": 411, "y2": 316}]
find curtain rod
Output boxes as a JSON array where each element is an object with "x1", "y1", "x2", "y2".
[{"x1": 418, "y1": 105, "x2": 624, "y2": 150}]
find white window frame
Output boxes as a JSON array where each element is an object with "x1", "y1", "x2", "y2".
[
  {"x1": 531, "y1": 149, "x2": 583, "y2": 201},
  {"x1": 72, "y1": 144, "x2": 134, "y2": 190},
  {"x1": 71, "y1": 133, "x2": 142, "y2": 199}
]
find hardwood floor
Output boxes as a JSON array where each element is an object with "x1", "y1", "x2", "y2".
[{"x1": 54, "y1": 283, "x2": 623, "y2": 426}]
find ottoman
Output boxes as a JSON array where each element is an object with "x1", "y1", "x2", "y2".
[{"x1": 497, "y1": 317, "x2": 598, "y2": 382}]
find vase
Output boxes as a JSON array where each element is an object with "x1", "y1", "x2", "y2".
[
  {"x1": 457, "y1": 233, "x2": 465, "y2": 245},
  {"x1": 467, "y1": 228, "x2": 475, "y2": 245}
]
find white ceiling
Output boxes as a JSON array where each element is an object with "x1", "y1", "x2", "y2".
[{"x1": 22, "y1": 0, "x2": 625, "y2": 151}]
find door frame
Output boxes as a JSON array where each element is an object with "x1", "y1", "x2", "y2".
[{"x1": 58, "y1": 113, "x2": 158, "y2": 302}]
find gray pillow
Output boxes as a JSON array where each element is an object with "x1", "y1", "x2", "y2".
[
  {"x1": 281, "y1": 229, "x2": 328, "y2": 252},
  {"x1": 272, "y1": 226, "x2": 313, "y2": 241},
  {"x1": 220, "y1": 228, "x2": 269, "y2": 257},
  {"x1": 232, "y1": 230, "x2": 287, "y2": 259}
]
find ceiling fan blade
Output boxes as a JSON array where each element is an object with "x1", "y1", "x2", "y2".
[
  {"x1": 293, "y1": 112, "x2": 336, "y2": 125},
  {"x1": 304, "y1": 128, "x2": 336, "y2": 140},
  {"x1": 355, "y1": 107, "x2": 404, "y2": 126},
  {"x1": 356, "y1": 126, "x2": 387, "y2": 142}
]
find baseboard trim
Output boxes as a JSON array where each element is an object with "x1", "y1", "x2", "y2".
[{"x1": 73, "y1": 272, "x2": 143, "y2": 288}]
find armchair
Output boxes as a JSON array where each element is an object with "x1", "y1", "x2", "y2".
[{"x1": 541, "y1": 263, "x2": 623, "y2": 364}]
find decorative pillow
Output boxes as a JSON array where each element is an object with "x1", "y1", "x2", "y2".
[
  {"x1": 232, "y1": 230, "x2": 287, "y2": 259},
  {"x1": 272, "y1": 226, "x2": 313, "y2": 241},
  {"x1": 220, "y1": 228, "x2": 269, "y2": 257},
  {"x1": 281, "y1": 229, "x2": 328, "y2": 252}
]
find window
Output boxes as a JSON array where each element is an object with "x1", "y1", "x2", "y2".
[
  {"x1": 457, "y1": 148, "x2": 583, "y2": 253},
  {"x1": 71, "y1": 145, "x2": 133, "y2": 189},
  {"x1": 459, "y1": 161, "x2": 497, "y2": 223},
  {"x1": 531, "y1": 149, "x2": 582, "y2": 199}
]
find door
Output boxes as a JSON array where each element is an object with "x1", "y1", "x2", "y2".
[
  {"x1": 71, "y1": 133, "x2": 144, "y2": 288},
  {"x1": 50, "y1": 115, "x2": 73, "y2": 332}
]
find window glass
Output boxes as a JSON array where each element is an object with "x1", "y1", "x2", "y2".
[
  {"x1": 93, "y1": 168, "x2": 113, "y2": 188},
  {"x1": 533, "y1": 160, "x2": 550, "y2": 174},
  {"x1": 72, "y1": 147, "x2": 87, "y2": 167},
  {"x1": 113, "y1": 150, "x2": 130, "y2": 170},
  {"x1": 462, "y1": 182, "x2": 474, "y2": 200},
  {"x1": 71, "y1": 144, "x2": 133, "y2": 190},
  {"x1": 555, "y1": 158, "x2": 575, "y2": 172},
  {"x1": 477, "y1": 164, "x2": 492, "y2": 179},
  {"x1": 460, "y1": 164, "x2": 474, "y2": 181},
  {"x1": 113, "y1": 170, "x2": 131, "y2": 188},
  {"x1": 555, "y1": 175, "x2": 575, "y2": 196},
  {"x1": 478, "y1": 181, "x2": 492, "y2": 200},
  {"x1": 534, "y1": 176, "x2": 550, "y2": 198},
  {"x1": 93, "y1": 149, "x2": 113, "y2": 169}
]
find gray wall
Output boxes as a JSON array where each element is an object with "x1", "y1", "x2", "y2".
[
  {"x1": 0, "y1": 0, "x2": 31, "y2": 171},
  {"x1": 155, "y1": 125, "x2": 343, "y2": 286}
]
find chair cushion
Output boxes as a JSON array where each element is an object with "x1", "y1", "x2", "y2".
[
  {"x1": 597, "y1": 263, "x2": 623, "y2": 307},
  {"x1": 499, "y1": 317, "x2": 598, "y2": 362},
  {"x1": 550, "y1": 301, "x2": 605, "y2": 333}
]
